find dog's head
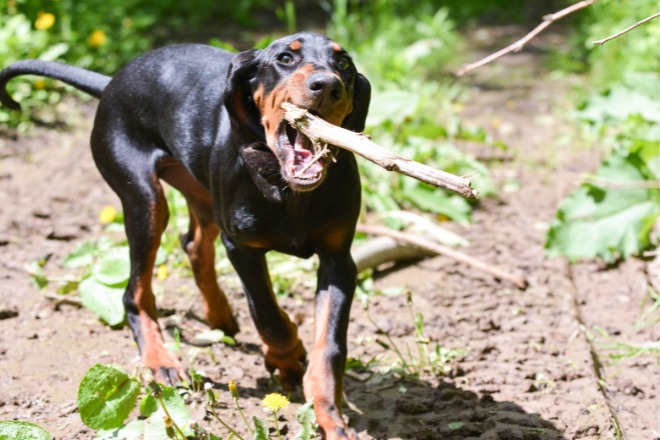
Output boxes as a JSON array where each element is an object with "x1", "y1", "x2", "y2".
[{"x1": 224, "y1": 33, "x2": 370, "y2": 193}]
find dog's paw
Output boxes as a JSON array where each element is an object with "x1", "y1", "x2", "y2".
[
  {"x1": 323, "y1": 426, "x2": 358, "y2": 440},
  {"x1": 143, "y1": 346, "x2": 187, "y2": 385},
  {"x1": 263, "y1": 339, "x2": 307, "y2": 390},
  {"x1": 208, "y1": 310, "x2": 240, "y2": 337}
]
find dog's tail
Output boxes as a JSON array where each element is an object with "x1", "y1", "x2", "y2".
[{"x1": 0, "y1": 60, "x2": 111, "y2": 111}]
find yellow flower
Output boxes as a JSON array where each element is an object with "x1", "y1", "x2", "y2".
[
  {"x1": 35, "y1": 12, "x2": 55, "y2": 30},
  {"x1": 228, "y1": 380, "x2": 239, "y2": 399},
  {"x1": 262, "y1": 393, "x2": 290, "y2": 412},
  {"x1": 88, "y1": 30, "x2": 107, "y2": 48},
  {"x1": 156, "y1": 264, "x2": 168, "y2": 280},
  {"x1": 34, "y1": 79, "x2": 46, "y2": 90},
  {"x1": 98, "y1": 205, "x2": 116, "y2": 224}
]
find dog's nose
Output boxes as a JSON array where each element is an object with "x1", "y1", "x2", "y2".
[{"x1": 306, "y1": 73, "x2": 343, "y2": 101}]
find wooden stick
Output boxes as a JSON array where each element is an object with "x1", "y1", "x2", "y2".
[
  {"x1": 593, "y1": 11, "x2": 660, "y2": 45},
  {"x1": 281, "y1": 102, "x2": 479, "y2": 200},
  {"x1": 357, "y1": 224, "x2": 529, "y2": 289},
  {"x1": 457, "y1": 0, "x2": 599, "y2": 76}
]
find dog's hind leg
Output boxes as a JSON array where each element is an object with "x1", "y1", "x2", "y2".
[
  {"x1": 91, "y1": 132, "x2": 185, "y2": 384},
  {"x1": 158, "y1": 157, "x2": 239, "y2": 336}
]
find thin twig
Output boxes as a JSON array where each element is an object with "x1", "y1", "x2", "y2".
[
  {"x1": 357, "y1": 224, "x2": 528, "y2": 289},
  {"x1": 593, "y1": 11, "x2": 660, "y2": 45},
  {"x1": 457, "y1": 0, "x2": 599, "y2": 76}
]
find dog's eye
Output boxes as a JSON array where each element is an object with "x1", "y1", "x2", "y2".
[
  {"x1": 278, "y1": 53, "x2": 294, "y2": 64},
  {"x1": 337, "y1": 57, "x2": 350, "y2": 71}
]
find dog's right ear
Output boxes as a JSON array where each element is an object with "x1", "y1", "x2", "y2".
[{"x1": 224, "y1": 49, "x2": 263, "y2": 139}]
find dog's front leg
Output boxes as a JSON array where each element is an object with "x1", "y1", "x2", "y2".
[
  {"x1": 304, "y1": 252, "x2": 357, "y2": 440},
  {"x1": 222, "y1": 234, "x2": 307, "y2": 389}
]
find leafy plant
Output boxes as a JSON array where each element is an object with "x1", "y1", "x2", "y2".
[
  {"x1": 545, "y1": 82, "x2": 660, "y2": 263},
  {"x1": 0, "y1": 421, "x2": 52, "y2": 440}
]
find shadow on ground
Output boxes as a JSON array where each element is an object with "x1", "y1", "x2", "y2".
[{"x1": 344, "y1": 370, "x2": 566, "y2": 440}]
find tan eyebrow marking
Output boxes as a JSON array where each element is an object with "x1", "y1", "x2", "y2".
[
  {"x1": 330, "y1": 42, "x2": 342, "y2": 52},
  {"x1": 289, "y1": 40, "x2": 302, "y2": 51}
]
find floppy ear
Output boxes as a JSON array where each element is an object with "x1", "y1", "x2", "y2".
[
  {"x1": 224, "y1": 49, "x2": 263, "y2": 139},
  {"x1": 341, "y1": 73, "x2": 371, "y2": 132}
]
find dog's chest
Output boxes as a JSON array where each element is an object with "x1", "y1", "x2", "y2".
[{"x1": 226, "y1": 199, "x2": 326, "y2": 257}]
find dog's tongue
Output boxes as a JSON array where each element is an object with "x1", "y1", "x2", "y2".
[{"x1": 292, "y1": 132, "x2": 322, "y2": 177}]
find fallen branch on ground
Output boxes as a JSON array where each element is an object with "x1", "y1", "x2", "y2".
[
  {"x1": 593, "y1": 11, "x2": 660, "y2": 46},
  {"x1": 456, "y1": 0, "x2": 599, "y2": 76},
  {"x1": 352, "y1": 236, "x2": 433, "y2": 273},
  {"x1": 281, "y1": 102, "x2": 479, "y2": 199},
  {"x1": 356, "y1": 224, "x2": 529, "y2": 289}
]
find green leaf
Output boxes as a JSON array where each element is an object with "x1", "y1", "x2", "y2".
[
  {"x1": 546, "y1": 142, "x2": 660, "y2": 262},
  {"x1": 252, "y1": 416, "x2": 269, "y2": 440},
  {"x1": 94, "y1": 419, "x2": 144, "y2": 440},
  {"x1": 92, "y1": 246, "x2": 130, "y2": 287},
  {"x1": 295, "y1": 401, "x2": 316, "y2": 440},
  {"x1": 578, "y1": 87, "x2": 660, "y2": 124},
  {"x1": 0, "y1": 421, "x2": 52, "y2": 440},
  {"x1": 79, "y1": 278, "x2": 126, "y2": 326},
  {"x1": 77, "y1": 364, "x2": 141, "y2": 431},
  {"x1": 403, "y1": 186, "x2": 471, "y2": 224},
  {"x1": 62, "y1": 241, "x2": 98, "y2": 269},
  {"x1": 26, "y1": 260, "x2": 48, "y2": 290},
  {"x1": 141, "y1": 387, "x2": 193, "y2": 438},
  {"x1": 367, "y1": 90, "x2": 419, "y2": 126},
  {"x1": 448, "y1": 421, "x2": 465, "y2": 430},
  {"x1": 139, "y1": 393, "x2": 159, "y2": 418}
]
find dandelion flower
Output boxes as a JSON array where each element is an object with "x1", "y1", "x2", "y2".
[
  {"x1": 262, "y1": 393, "x2": 290, "y2": 413},
  {"x1": 35, "y1": 12, "x2": 55, "y2": 30},
  {"x1": 88, "y1": 30, "x2": 107, "y2": 48},
  {"x1": 156, "y1": 264, "x2": 168, "y2": 280},
  {"x1": 99, "y1": 205, "x2": 116, "y2": 224}
]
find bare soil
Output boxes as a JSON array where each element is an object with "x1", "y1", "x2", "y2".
[{"x1": 0, "y1": 30, "x2": 658, "y2": 440}]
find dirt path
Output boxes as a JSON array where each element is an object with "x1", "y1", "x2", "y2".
[{"x1": 0, "y1": 35, "x2": 657, "y2": 440}]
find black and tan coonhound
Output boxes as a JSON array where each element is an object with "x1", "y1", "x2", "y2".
[{"x1": 0, "y1": 32, "x2": 370, "y2": 439}]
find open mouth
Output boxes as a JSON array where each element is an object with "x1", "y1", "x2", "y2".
[{"x1": 275, "y1": 118, "x2": 327, "y2": 191}]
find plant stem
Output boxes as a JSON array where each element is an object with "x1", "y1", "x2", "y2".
[
  {"x1": 233, "y1": 398, "x2": 253, "y2": 434},
  {"x1": 365, "y1": 302, "x2": 412, "y2": 374},
  {"x1": 156, "y1": 395, "x2": 187, "y2": 440},
  {"x1": 208, "y1": 405, "x2": 246, "y2": 440},
  {"x1": 273, "y1": 412, "x2": 283, "y2": 440}
]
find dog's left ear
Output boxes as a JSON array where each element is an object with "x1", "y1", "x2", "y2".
[
  {"x1": 342, "y1": 73, "x2": 371, "y2": 132},
  {"x1": 224, "y1": 49, "x2": 263, "y2": 139}
]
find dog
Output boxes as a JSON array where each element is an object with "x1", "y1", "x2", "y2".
[{"x1": 0, "y1": 32, "x2": 370, "y2": 439}]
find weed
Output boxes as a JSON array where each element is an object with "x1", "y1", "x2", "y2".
[{"x1": 364, "y1": 288, "x2": 465, "y2": 378}]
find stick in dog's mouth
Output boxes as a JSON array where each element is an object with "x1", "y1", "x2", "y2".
[{"x1": 275, "y1": 117, "x2": 333, "y2": 190}]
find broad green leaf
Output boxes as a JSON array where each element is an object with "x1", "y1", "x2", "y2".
[
  {"x1": 577, "y1": 87, "x2": 660, "y2": 124},
  {"x1": 403, "y1": 186, "x2": 471, "y2": 224},
  {"x1": 252, "y1": 417, "x2": 269, "y2": 440},
  {"x1": 0, "y1": 421, "x2": 52, "y2": 440},
  {"x1": 141, "y1": 387, "x2": 193, "y2": 439},
  {"x1": 62, "y1": 241, "x2": 97, "y2": 269},
  {"x1": 93, "y1": 246, "x2": 130, "y2": 287},
  {"x1": 95, "y1": 419, "x2": 144, "y2": 440},
  {"x1": 77, "y1": 364, "x2": 141, "y2": 431},
  {"x1": 79, "y1": 278, "x2": 126, "y2": 326},
  {"x1": 367, "y1": 90, "x2": 419, "y2": 126},
  {"x1": 546, "y1": 142, "x2": 660, "y2": 262}
]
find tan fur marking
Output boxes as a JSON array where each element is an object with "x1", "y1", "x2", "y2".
[
  {"x1": 253, "y1": 64, "x2": 354, "y2": 154},
  {"x1": 330, "y1": 42, "x2": 342, "y2": 52},
  {"x1": 289, "y1": 40, "x2": 302, "y2": 51}
]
